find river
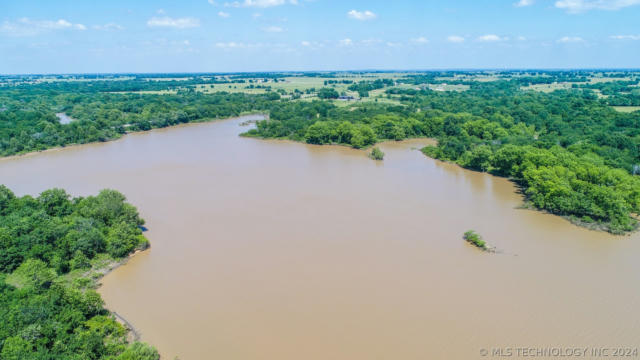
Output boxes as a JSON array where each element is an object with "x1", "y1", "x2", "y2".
[{"x1": 1, "y1": 115, "x2": 639, "y2": 359}]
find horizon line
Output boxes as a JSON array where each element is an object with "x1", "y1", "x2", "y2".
[{"x1": 2, "y1": 68, "x2": 640, "y2": 77}]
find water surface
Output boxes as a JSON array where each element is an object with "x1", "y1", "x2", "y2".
[{"x1": 1, "y1": 115, "x2": 639, "y2": 359}]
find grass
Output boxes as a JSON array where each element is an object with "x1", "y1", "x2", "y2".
[
  {"x1": 521, "y1": 83, "x2": 576, "y2": 93},
  {"x1": 612, "y1": 106, "x2": 640, "y2": 113},
  {"x1": 427, "y1": 83, "x2": 470, "y2": 92},
  {"x1": 110, "y1": 90, "x2": 178, "y2": 95}
]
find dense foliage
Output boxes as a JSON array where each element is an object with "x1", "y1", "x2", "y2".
[
  {"x1": 347, "y1": 79, "x2": 394, "y2": 97},
  {"x1": 0, "y1": 186, "x2": 158, "y2": 359},
  {"x1": 246, "y1": 78, "x2": 640, "y2": 233},
  {"x1": 1, "y1": 72, "x2": 639, "y2": 234},
  {"x1": 0, "y1": 85, "x2": 279, "y2": 156}
]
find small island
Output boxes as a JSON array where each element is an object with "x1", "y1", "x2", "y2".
[
  {"x1": 369, "y1": 147, "x2": 385, "y2": 161},
  {"x1": 463, "y1": 230, "x2": 493, "y2": 252}
]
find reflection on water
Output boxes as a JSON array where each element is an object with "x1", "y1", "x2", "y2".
[{"x1": 1, "y1": 116, "x2": 639, "y2": 360}]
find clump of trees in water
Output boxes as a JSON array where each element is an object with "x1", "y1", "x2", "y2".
[
  {"x1": 0, "y1": 185, "x2": 158, "y2": 359},
  {"x1": 463, "y1": 230, "x2": 487, "y2": 250},
  {"x1": 369, "y1": 147, "x2": 385, "y2": 160}
]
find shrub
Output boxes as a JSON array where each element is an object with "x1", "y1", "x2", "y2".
[{"x1": 369, "y1": 147, "x2": 385, "y2": 160}]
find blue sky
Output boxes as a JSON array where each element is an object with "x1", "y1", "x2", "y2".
[{"x1": 1, "y1": 0, "x2": 639, "y2": 74}]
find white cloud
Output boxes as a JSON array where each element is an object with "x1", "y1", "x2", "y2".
[
  {"x1": 215, "y1": 41, "x2": 267, "y2": 49},
  {"x1": 514, "y1": 0, "x2": 535, "y2": 6},
  {"x1": 477, "y1": 34, "x2": 507, "y2": 42},
  {"x1": 218, "y1": 11, "x2": 231, "y2": 18},
  {"x1": 157, "y1": 9, "x2": 166, "y2": 14},
  {"x1": 0, "y1": 18, "x2": 86, "y2": 36},
  {"x1": 263, "y1": 26, "x2": 284, "y2": 32},
  {"x1": 555, "y1": 0, "x2": 640, "y2": 13},
  {"x1": 411, "y1": 36, "x2": 429, "y2": 44},
  {"x1": 208, "y1": 0, "x2": 217, "y2": 4},
  {"x1": 93, "y1": 23, "x2": 124, "y2": 31},
  {"x1": 339, "y1": 38, "x2": 353, "y2": 46},
  {"x1": 147, "y1": 17, "x2": 200, "y2": 29},
  {"x1": 517, "y1": 36, "x2": 527, "y2": 41},
  {"x1": 225, "y1": 0, "x2": 297, "y2": 8},
  {"x1": 361, "y1": 38, "x2": 382, "y2": 46},
  {"x1": 447, "y1": 35, "x2": 465, "y2": 43},
  {"x1": 610, "y1": 34, "x2": 640, "y2": 40},
  {"x1": 347, "y1": 10, "x2": 377, "y2": 20},
  {"x1": 300, "y1": 40, "x2": 325, "y2": 49},
  {"x1": 557, "y1": 36, "x2": 585, "y2": 43},
  {"x1": 216, "y1": 41, "x2": 246, "y2": 48}
]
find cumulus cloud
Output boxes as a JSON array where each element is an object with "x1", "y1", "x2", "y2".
[
  {"x1": 147, "y1": 17, "x2": 200, "y2": 29},
  {"x1": 447, "y1": 35, "x2": 465, "y2": 43},
  {"x1": 477, "y1": 34, "x2": 507, "y2": 42},
  {"x1": 339, "y1": 38, "x2": 353, "y2": 46},
  {"x1": 347, "y1": 10, "x2": 377, "y2": 20},
  {"x1": 555, "y1": 0, "x2": 640, "y2": 13},
  {"x1": 514, "y1": 0, "x2": 535, "y2": 6},
  {"x1": 225, "y1": 0, "x2": 297, "y2": 8},
  {"x1": 218, "y1": 11, "x2": 231, "y2": 18},
  {"x1": 557, "y1": 36, "x2": 585, "y2": 43},
  {"x1": 610, "y1": 34, "x2": 640, "y2": 40},
  {"x1": 411, "y1": 36, "x2": 429, "y2": 44},
  {"x1": 0, "y1": 18, "x2": 86, "y2": 36}
]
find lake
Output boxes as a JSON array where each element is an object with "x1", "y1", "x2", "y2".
[{"x1": 1, "y1": 115, "x2": 639, "y2": 359}]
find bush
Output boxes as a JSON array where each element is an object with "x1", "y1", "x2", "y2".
[
  {"x1": 369, "y1": 147, "x2": 385, "y2": 160},
  {"x1": 463, "y1": 230, "x2": 487, "y2": 249}
]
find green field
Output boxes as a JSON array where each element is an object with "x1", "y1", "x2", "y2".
[{"x1": 612, "y1": 106, "x2": 640, "y2": 113}]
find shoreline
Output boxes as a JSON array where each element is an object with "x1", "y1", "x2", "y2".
[
  {"x1": 93, "y1": 248, "x2": 148, "y2": 343},
  {"x1": 0, "y1": 112, "x2": 268, "y2": 163},
  {"x1": 420, "y1": 152, "x2": 638, "y2": 236}
]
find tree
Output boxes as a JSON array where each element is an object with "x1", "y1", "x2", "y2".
[
  {"x1": 317, "y1": 88, "x2": 339, "y2": 99},
  {"x1": 1, "y1": 336, "x2": 32, "y2": 360},
  {"x1": 8, "y1": 259, "x2": 56, "y2": 290},
  {"x1": 304, "y1": 122, "x2": 332, "y2": 145},
  {"x1": 369, "y1": 147, "x2": 385, "y2": 160}
]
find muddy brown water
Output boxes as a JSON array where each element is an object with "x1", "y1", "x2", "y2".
[{"x1": 2, "y1": 115, "x2": 640, "y2": 359}]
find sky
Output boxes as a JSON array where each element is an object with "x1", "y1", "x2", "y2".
[{"x1": 1, "y1": 0, "x2": 640, "y2": 74}]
